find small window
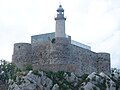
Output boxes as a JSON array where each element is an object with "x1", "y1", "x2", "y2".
[
  {"x1": 18, "y1": 46, "x2": 20, "y2": 48},
  {"x1": 51, "y1": 38, "x2": 55, "y2": 43}
]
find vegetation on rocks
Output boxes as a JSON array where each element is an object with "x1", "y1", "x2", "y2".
[
  {"x1": 0, "y1": 60, "x2": 17, "y2": 83},
  {"x1": 0, "y1": 60, "x2": 120, "y2": 90}
]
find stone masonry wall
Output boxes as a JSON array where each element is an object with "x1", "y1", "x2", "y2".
[
  {"x1": 33, "y1": 64, "x2": 80, "y2": 74},
  {"x1": 31, "y1": 41, "x2": 51, "y2": 65},
  {"x1": 12, "y1": 43, "x2": 32, "y2": 69},
  {"x1": 97, "y1": 53, "x2": 111, "y2": 74},
  {"x1": 49, "y1": 37, "x2": 71, "y2": 64},
  {"x1": 12, "y1": 37, "x2": 110, "y2": 75},
  {"x1": 71, "y1": 45, "x2": 98, "y2": 74}
]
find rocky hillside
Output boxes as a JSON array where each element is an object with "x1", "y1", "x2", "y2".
[
  {"x1": 0, "y1": 60, "x2": 120, "y2": 90},
  {"x1": 8, "y1": 70, "x2": 120, "y2": 90}
]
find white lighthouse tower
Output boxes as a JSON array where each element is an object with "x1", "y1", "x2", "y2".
[{"x1": 55, "y1": 5, "x2": 66, "y2": 37}]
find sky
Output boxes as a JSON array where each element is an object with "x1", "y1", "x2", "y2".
[{"x1": 0, "y1": 0, "x2": 120, "y2": 68}]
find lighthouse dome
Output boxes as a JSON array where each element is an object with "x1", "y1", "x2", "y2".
[{"x1": 57, "y1": 5, "x2": 64, "y2": 12}]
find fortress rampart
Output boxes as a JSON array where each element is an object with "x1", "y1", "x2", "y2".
[
  {"x1": 12, "y1": 43, "x2": 32, "y2": 68},
  {"x1": 97, "y1": 53, "x2": 111, "y2": 74},
  {"x1": 12, "y1": 5, "x2": 111, "y2": 75},
  {"x1": 12, "y1": 34, "x2": 111, "y2": 75}
]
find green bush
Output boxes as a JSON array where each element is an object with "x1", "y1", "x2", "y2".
[
  {"x1": 0, "y1": 60, "x2": 17, "y2": 83},
  {"x1": 23, "y1": 64, "x2": 33, "y2": 71},
  {"x1": 32, "y1": 70, "x2": 41, "y2": 76}
]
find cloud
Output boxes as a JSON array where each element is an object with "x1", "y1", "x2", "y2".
[{"x1": 92, "y1": 30, "x2": 120, "y2": 68}]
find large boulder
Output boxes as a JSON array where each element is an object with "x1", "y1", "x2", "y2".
[
  {"x1": 8, "y1": 71, "x2": 120, "y2": 90},
  {"x1": 80, "y1": 72, "x2": 119, "y2": 90},
  {"x1": 8, "y1": 71, "x2": 53, "y2": 90}
]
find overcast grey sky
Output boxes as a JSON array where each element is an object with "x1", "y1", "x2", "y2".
[{"x1": 0, "y1": 0, "x2": 120, "y2": 68}]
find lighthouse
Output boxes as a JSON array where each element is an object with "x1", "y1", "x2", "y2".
[{"x1": 55, "y1": 5, "x2": 66, "y2": 37}]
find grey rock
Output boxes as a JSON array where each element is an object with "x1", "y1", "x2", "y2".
[
  {"x1": 40, "y1": 76, "x2": 53, "y2": 89},
  {"x1": 81, "y1": 82, "x2": 100, "y2": 90},
  {"x1": 52, "y1": 84, "x2": 59, "y2": 90},
  {"x1": 8, "y1": 71, "x2": 120, "y2": 90}
]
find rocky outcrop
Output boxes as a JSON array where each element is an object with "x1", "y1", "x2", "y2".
[
  {"x1": 8, "y1": 71, "x2": 120, "y2": 90},
  {"x1": 80, "y1": 72, "x2": 117, "y2": 90},
  {"x1": 8, "y1": 71, "x2": 52, "y2": 90}
]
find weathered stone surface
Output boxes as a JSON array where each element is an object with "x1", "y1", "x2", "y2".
[
  {"x1": 8, "y1": 71, "x2": 120, "y2": 90},
  {"x1": 8, "y1": 71, "x2": 53, "y2": 90},
  {"x1": 52, "y1": 84, "x2": 59, "y2": 90},
  {"x1": 81, "y1": 82, "x2": 100, "y2": 90},
  {"x1": 12, "y1": 33, "x2": 110, "y2": 75},
  {"x1": 80, "y1": 72, "x2": 119, "y2": 90},
  {"x1": 33, "y1": 64, "x2": 79, "y2": 75},
  {"x1": 64, "y1": 72, "x2": 78, "y2": 83}
]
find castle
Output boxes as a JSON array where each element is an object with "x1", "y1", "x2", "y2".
[{"x1": 12, "y1": 5, "x2": 110, "y2": 75}]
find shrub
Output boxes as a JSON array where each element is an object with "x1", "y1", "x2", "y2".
[{"x1": 23, "y1": 64, "x2": 33, "y2": 71}]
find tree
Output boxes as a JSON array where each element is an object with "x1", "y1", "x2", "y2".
[{"x1": 0, "y1": 60, "x2": 16, "y2": 83}]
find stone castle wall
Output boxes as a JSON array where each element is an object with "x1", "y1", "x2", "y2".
[
  {"x1": 97, "y1": 53, "x2": 111, "y2": 74},
  {"x1": 33, "y1": 64, "x2": 80, "y2": 74},
  {"x1": 12, "y1": 43, "x2": 33, "y2": 68},
  {"x1": 71, "y1": 45, "x2": 98, "y2": 74},
  {"x1": 49, "y1": 37, "x2": 71, "y2": 64},
  {"x1": 12, "y1": 37, "x2": 111, "y2": 75},
  {"x1": 31, "y1": 41, "x2": 51, "y2": 65}
]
